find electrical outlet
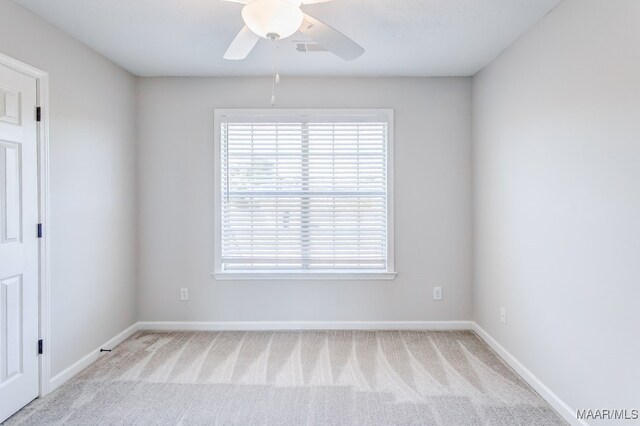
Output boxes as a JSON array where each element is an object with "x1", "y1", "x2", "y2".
[
  {"x1": 500, "y1": 307, "x2": 507, "y2": 324},
  {"x1": 433, "y1": 286, "x2": 443, "y2": 301},
  {"x1": 180, "y1": 288, "x2": 189, "y2": 301}
]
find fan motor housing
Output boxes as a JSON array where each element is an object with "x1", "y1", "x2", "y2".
[{"x1": 242, "y1": 0, "x2": 304, "y2": 40}]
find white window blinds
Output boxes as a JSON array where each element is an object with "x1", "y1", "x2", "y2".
[{"x1": 218, "y1": 111, "x2": 391, "y2": 273}]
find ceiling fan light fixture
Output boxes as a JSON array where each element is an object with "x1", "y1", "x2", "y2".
[{"x1": 242, "y1": 0, "x2": 304, "y2": 40}]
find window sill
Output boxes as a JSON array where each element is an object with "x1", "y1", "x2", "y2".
[{"x1": 211, "y1": 271, "x2": 398, "y2": 281}]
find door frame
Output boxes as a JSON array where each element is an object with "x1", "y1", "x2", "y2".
[{"x1": 0, "y1": 52, "x2": 51, "y2": 397}]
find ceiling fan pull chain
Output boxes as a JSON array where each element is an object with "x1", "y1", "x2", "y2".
[
  {"x1": 271, "y1": 36, "x2": 278, "y2": 106},
  {"x1": 275, "y1": 38, "x2": 281, "y2": 85}
]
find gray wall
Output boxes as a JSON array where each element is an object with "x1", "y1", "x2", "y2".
[
  {"x1": 0, "y1": 0, "x2": 138, "y2": 376},
  {"x1": 472, "y1": 0, "x2": 640, "y2": 421},
  {"x1": 137, "y1": 77, "x2": 473, "y2": 322}
]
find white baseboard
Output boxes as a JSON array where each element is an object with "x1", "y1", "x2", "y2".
[
  {"x1": 471, "y1": 323, "x2": 585, "y2": 426},
  {"x1": 46, "y1": 320, "x2": 470, "y2": 393},
  {"x1": 137, "y1": 320, "x2": 474, "y2": 331},
  {"x1": 48, "y1": 323, "x2": 139, "y2": 392},
  {"x1": 45, "y1": 319, "x2": 580, "y2": 426}
]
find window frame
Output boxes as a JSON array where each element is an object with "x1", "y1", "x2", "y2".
[{"x1": 212, "y1": 109, "x2": 396, "y2": 280}]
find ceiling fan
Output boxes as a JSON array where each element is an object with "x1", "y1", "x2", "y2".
[{"x1": 222, "y1": 0, "x2": 365, "y2": 61}]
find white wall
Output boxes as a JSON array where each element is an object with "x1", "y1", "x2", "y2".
[
  {"x1": 137, "y1": 77, "x2": 472, "y2": 322},
  {"x1": 0, "y1": 0, "x2": 138, "y2": 376},
  {"x1": 473, "y1": 0, "x2": 640, "y2": 422}
]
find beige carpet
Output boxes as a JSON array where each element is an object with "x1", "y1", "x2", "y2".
[{"x1": 6, "y1": 330, "x2": 566, "y2": 425}]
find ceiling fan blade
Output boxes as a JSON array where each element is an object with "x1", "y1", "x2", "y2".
[
  {"x1": 220, "y1": 0, "x2": 249, "y2": 3},
  {"x1": 298, "y1": 14, "x2": 364, "y2": 61},
  {"x1": 224, "y1": 26, "x2": 260, "y2": 60},
  {"x1": 301, "y1": 0, "x2": 333, "y2": 3}
]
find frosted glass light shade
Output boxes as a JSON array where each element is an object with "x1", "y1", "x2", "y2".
[{"x1": 242, "y1": 0, "x2": 304, "y2": 40}]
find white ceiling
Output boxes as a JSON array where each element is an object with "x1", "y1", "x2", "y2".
[{"x1": 12, "y1": 0, "x2": 560, "y2": 77}]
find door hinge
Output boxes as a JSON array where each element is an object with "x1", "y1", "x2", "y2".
[
  {"x1": 37, "y1": 223, "x2": 43, "y2": 238},
  {"x1": 36, "y1": 107, "x2": 42, "y2": 122},
  {"x1": 38, "y1": 339, "x2": 43, "y2": 355}
]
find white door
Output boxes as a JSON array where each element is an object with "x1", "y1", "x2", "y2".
[{"x1": 0, "y1": 64, "x2": 39, "y2": 422}]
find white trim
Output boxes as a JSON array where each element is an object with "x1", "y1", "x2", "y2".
[
  {"x1": 472, "y1": 323, "x2": 585, "y2": 426},
  {"x1": 45, "y1": 320, "x2": 471, "y2": 392},
  {"x1": 137, "y1": 320, "x2": 473, "y2": 331},
  {"x1": 386, "y1": 110, "x2": 395, "y2": 273},
  {"x1": 213, "y1": 110, "x2": 222, "y2": 274},
  {"x1": 0, "y1": 52, "x2": 51, "y2": 397},
  {"x1": 212, "y1": 271, "x2": 397, "y2": 281},
  {"x1": 215, "y1": 109, "x2": 393, "y2": 123},
  {"x1": 213, "y1": 108, "x2": 396, "y2": 278},
  {"x1": 48, "y1": 323, "x2": 140, "y2": 392},
  {"x1": 41, "y1": 319, "x2": 579, "y2": 426}
]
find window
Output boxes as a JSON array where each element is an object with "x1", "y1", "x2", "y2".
[{"x1": 213, "y1": 109, "x2": 395, "y2": 280}]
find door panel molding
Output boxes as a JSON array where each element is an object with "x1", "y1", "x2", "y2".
[{"x1": 0, "y1": 52, "x2": 50, "y2": 398}]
